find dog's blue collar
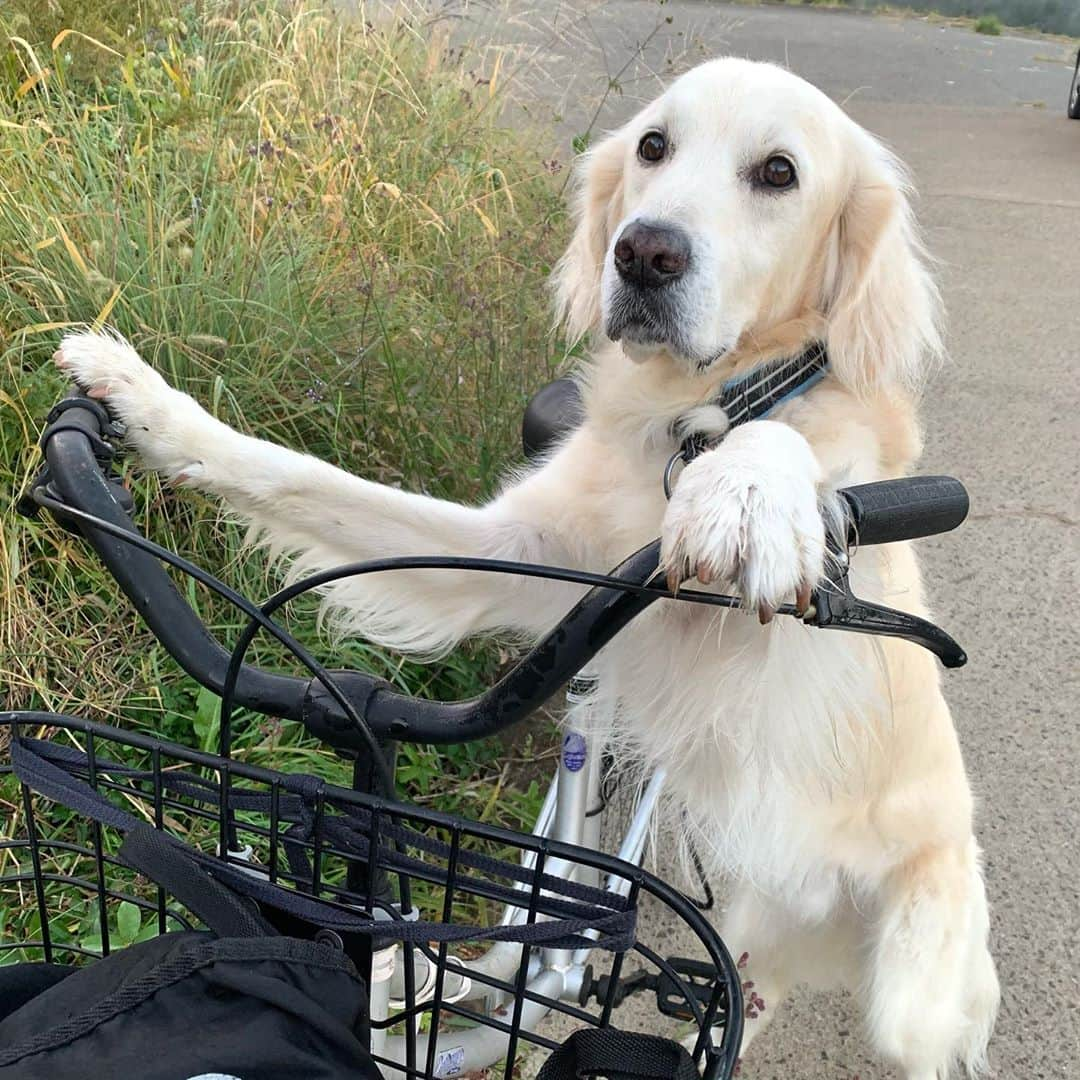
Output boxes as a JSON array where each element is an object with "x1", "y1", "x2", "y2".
[
  {"x1": 664, "y1": 342, "x2": 829, "y2": 497},
  {"x1": 713, "y1": 340, "x2": 829, "y2": 427}
]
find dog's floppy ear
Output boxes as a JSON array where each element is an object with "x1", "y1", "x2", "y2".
[
  {"x1": 551, "y1": 134, "x2": 626, "y2": 343},
  {"x1": 823, "y1": 134, "x2": 943, "y2": 394}
]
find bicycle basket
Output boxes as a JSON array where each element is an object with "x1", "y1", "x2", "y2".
[{"x1": 1, "y1": 713, "x2": 741, "y2": 1079}]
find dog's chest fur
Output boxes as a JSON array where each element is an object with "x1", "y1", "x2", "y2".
[{"x1": 569, "y1": 380, "x2": 892, "y2": 903}]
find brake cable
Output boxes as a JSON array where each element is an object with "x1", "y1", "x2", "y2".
[{"x1": 31, "y1": 489, "x2": 796, "y2": 799}]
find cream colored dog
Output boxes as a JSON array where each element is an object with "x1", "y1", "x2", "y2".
[{"x1": 55, "y1": 58, "x2": 997, "y2": 1079}]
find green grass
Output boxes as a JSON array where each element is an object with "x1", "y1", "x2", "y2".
[
  {"x1": 0, "y1": 733, "x2": 554, "y2": 963},
  {"x1": 974, "y1": 13, "x2": 1003, "y2": 34},
  {"x1": 0, "y1": 0, "x2": 579, "y2": 957},
  {"x1": 0, "y1": 0, "x2": 574, "y2": 938}
]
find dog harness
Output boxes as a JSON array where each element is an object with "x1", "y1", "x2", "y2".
[{"x1": 664, "y1": 341, "x2": 829, "y2": 497}]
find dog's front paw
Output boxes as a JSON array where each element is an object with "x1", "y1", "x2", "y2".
[
  {"x1": 660, "y1": 421, "x2": 825, "y2": 622},
  {"x1": 55, "y1": 330, "x2": 206, "y2": 477}
]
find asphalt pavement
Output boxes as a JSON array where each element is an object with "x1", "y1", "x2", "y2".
[{"x1": 470, "y1": 3, "x2": 1079, "y2": 1076}]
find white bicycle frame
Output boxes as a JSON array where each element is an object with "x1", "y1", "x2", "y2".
[{"x1": 369, "y1": 668, "x2": 667, "y2": 1078}]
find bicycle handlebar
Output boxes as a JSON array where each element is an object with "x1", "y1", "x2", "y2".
[
  {"x1": 29, "y1": 395, "x2": 969, "y2": 750},
  {"x1": 40, "y1": 398, "x2": 309, "y2": 718}
]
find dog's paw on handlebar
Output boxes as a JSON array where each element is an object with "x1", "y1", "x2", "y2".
[
  {"x1": 54, "y1": 330, "x2": 208, "y2": 482},
  {"x1": 659, "y1": 420, "x2": 825, "y2": 625}
]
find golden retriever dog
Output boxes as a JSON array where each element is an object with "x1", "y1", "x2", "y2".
[{"x1": 55, "y1": 58, "x2": 998, "y2": 1078}]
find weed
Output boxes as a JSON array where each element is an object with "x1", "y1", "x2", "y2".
[
  {"x1": 0, "y1": 0, "x2": 683, "y2": 955},
  {"x1": 0, "y1": 0, "x2": 569, "y2": 868}
]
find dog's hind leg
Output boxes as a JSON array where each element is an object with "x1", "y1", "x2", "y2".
[
  {"x1": 687, "y1": 882, "x2": 865, "y2": 1066},
  {"x1": 683, "y1": 882, "x2": 792, "y2": 1063},
  {"x1": 863, "y1": 839, "x2": 998, "y2": 1079},
  {"x1": 718, "y1": 884, "x2": 792, "y2": 1056}
]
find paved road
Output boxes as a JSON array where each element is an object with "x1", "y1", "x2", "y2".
[{"x1": 471, "y1": 3, "x2": 1080, "y2": 1077}]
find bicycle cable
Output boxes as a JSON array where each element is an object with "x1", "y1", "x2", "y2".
[
  {"x1": 585, "y1": 764, "x2": 714, "y2": 912},
  {"x1": 32, "y1": 491, "x2": 398, "y2": 798},
  {"x1": 35, "y1": 484, "x2": 800, "y2": 893},
  {"x1": 685, "y1": 830, "x2": 716, "y2": 912}
]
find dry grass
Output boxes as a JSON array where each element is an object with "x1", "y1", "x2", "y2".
[
  {"x1": 0, "y1": 0, "x2": 598, "y2": 958},
  {"x1": 0, "y1": 0, "x2": 692, "y2": 958},
  {"x1": 0, "y1": 0, "x2": 570, "y2": 746}
]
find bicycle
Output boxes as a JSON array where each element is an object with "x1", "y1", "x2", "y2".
[{"x1": 2, "y1": 384, "x2": 971, "y2": 1078}]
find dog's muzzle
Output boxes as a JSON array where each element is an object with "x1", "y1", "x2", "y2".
[{"x1": 605, "y1": 221, "x2": 697, "y2": 355}]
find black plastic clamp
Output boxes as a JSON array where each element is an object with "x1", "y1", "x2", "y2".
[{"x1": 40, "y1": 397, "x2": 123, "y2": 463}]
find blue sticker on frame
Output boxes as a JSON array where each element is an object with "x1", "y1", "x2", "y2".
[{"x1": 562, "y1": 731, "x2": 587, "y2": 772}]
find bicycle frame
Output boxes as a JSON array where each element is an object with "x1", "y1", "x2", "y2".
[{"x1": 368, "y1": 670, "x2": 670, "y2": 1077}]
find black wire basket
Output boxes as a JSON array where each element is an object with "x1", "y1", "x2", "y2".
[{"x1": 1, "y1": 713, "x2": 741, "y2": 1079}]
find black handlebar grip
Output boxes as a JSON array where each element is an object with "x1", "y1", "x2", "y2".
[
  {"x1": 40, "y1": 397, "x2": 310, "y2": 721},
  {"x1": 839, "y1": 476, "x2": 969, "y2": 547}
]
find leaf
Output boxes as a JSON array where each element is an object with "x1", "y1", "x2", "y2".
[
  {"x1": 19, "y1": 321, "x2": 79, "y2": 336},
  {"x1": 116, "y1": 901, "x2": 140, "y2": 945},
  {"x1": 92, "y1": 284, "x2": 122, "y2": 330},
  {"x1": 412, "y1": 198, "x2": 446, "y2": 234},
  {"x1": 15, "y1": 68, "x2": 50, "y2": 99},
  {"x1": 193, "y1": 685, "x2": 221, "y2": 752},
  {"x1": 473, "y1": 205, "x2": 498, "y2": 238},
  {"x1": 159, "y1": 56, "x2": 189, "y2": 99},
  {"x1": 51, "y1": 29, "x2": 123, "y2": 57},
  {"x1": 52, "y1": 218, "x2": 89, "y2": 276},
  {"x1": 572, "y1": 132, "x2": 591, "y2": 156},
  {"x1": 121, "y1": 53, "x2": 138, "y2": 97},
  {"x1": 159, "y1": 55, "x2": 181, "y2": 84},
  {"x1": 210, "y1": 374, "x2": 225, "y2": 417},
  {"x1": 81, "y1": 934, "x2": 103, "y2": 955},
  {"x1": 134, "y1": 921, "x2": 159, "y2": 943}
]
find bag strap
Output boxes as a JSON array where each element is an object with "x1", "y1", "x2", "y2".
[
  {"x1": 9, "y1": 739, "x2": 272, "y2": 939},
  {"x1": 11, "y1": 736, "x2": 637, "y2": 951},
  {"x1": 536, "y1": 1028, "x2": 700, "y2": 1080},
  {"x1": 119, "y1": 826, "x2": 274, "y2": 939}
]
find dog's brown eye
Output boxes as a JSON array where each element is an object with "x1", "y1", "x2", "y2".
[
  {"x1": 638, "y1": 131, "x2": 667, "y2": 163},
  {"x1": 760, "y1": 155, "x2": 797, "y2": 190}
]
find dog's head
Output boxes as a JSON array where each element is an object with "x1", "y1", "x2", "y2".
[{"x1": 553, "y1": 58, "x2": 941, "y2": 391}]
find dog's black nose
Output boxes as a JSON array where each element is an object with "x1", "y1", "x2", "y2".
[{"x1": 613, "y1": 222, "x2": 691, "y2": 289}]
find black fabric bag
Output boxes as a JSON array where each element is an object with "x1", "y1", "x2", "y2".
[{"x1": 0, "y1": 826, "x2": 383, "y2": 1080}]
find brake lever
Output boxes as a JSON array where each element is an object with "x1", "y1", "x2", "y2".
[{"x1": 804, "y1": 560, "x2": 967, "y2": 669}]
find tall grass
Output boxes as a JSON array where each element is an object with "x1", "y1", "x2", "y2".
[{"x1": 0, "y1": 1, "x2": 567, "y2": 805}]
